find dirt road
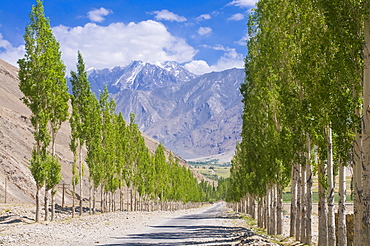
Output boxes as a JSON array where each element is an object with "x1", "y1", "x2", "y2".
[
  {"x1": 0, "y1": 202, "x2": 278, "y2": 245},
  {"x1": 100, "y1": 202, "x2": 277, "y2": 246}
]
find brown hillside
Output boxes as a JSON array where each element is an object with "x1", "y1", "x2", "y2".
[{"x1": 0, "y1": 59, "x2": 208, "y2": 205}]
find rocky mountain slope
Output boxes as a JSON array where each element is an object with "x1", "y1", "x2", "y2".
[
  {"x1": 0, "y1": 59, "x2": 204, "y2": 204},
  {"x1": 87, "y1": 61, "x2": 244, "y2": 161}
]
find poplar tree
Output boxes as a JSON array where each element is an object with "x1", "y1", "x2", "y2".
[
  {"x1": 18, "y1": 0, "x2": 68, "y2": 222},
  {"x1": 85, "y1": 93, "x2": 103, "y2": 214},
  {"x1": 99, "y1": 85, "x2": 117, "y2": 211},
  {"x1": 70, "y1": 51, "x2": 96, "y2": 216}
]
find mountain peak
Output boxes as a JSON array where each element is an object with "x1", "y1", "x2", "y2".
[{"x1": 87, "y1": 62, "x2": 244, "y2": 161}]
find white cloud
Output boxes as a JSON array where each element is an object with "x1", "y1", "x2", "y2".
[
  {"x1": 228, "y1": 0, "x2": 258, "y2": 8},
  {"x1": 52, "y1": 21, "x2": 197, "y2": 71},
  {"x1": 196, "y1": 14, "x2": 211, "y2": 21},
  {"x1": 236, "y1": 33, "x2": 249, "y2": 46},
  {"x1": 228, "y1": 13, "x2": 245, "y2": 21},
  {"x1": 0, "y1": 34, "x2": 25, "y2": 66},
  {"x1": 185, "y1": 47, "x2": 244, "y2": 75},
  {"x1": 153, "y1": 10, "x2": 187, "y2": 22},
  {"x1": 197, "y1": 27, "x2": 212, "y2": 36},
  {"x1": 184, "y1": 60, "x2": 211, "y2": 75},
  {"x1": 87, "y1": 7, "x2": 113, "y2": 23}
]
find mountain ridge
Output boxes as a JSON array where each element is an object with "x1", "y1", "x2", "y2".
[{"x1": 86, "y1": 61, "x2": 244, "y2": 161}]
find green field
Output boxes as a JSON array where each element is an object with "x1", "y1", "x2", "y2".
[
  {"x1": 194, "y1": 167, "x2": 230, "y2": 180},
  {"x1": 282, "y1": 176, "x2": 353, "y2": 203},
  {"x1": 189, "y1": 159, "x2": 231, "y2": 180}
]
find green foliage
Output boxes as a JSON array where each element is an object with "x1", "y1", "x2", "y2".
[
  {"x1": 18, "y1": 0, "x2": 68, "y2": 193},
  {"x1": 46, "y1": 156, "x2": 62, "y2": 191},
  {"x1": 229, "y1": 0, "x2": 363, "y2": 203},
  {"x1": 29, "y1": 149, "x2": 47, "y2": 189}
]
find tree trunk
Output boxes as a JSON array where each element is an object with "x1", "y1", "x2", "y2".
[
  {"x1": 35, "y1": 186, "x2": 41, "y2": 222},
  {"x1": 51, "y1": 190, "x2": 55, "y2": 221},
  {"x1": 79, "y1": 144, "x2": 83, "y2": 216},
  {"x1": 295, "y1": 164, "x2": 302, "y2": 241},
  {"x1": 267, "y1": 189, "x2": 271, "y2": 233},
  {"x1": 318, "y1": 160, "x2": 328, "y2": 246},
  {"x1": 263, "y1": 196, "x2": 267, "y2": 230},
  {"x1": 277, "y1": 185, "x2": 283, "y2": 235},
  {"x1": 44, "y1": 188, "x2": 49, "y2": 221},
  {"x1": 89, "y1": 184, "x2": 92, "y2": 215},
  {"x1": 290, "y1": 163, "x2": 297, "y2": 237},
  {"x1": 258, "y1": 198, "x2": 263, "y2": 228},
  {"x1": 120, "y1": 186, "x2": 123, "y2": 211},
  {"x1": 271, "y1": 187, "x2": 276, "y2": 235},
  {"x1": 72, "y1": 183, "x2": 75, "y2": 217},
  {"x1": 301, "y1": 162, "x2": 306, "y2": 243},
  {"x1": 130, "y1": 188, "x2": 133, "y2": 212},
  {"x1": 360, "y1": 5, "x2": 370, "y2": 243},
  {"x1": 354, "y1": 123, "x2": 363, "y2": 245},
  {"x1": 100, "y1": 185, "x2": 104, "y2": 212},
  {"x1": 251, "y1": 197, "x2": 256, "y2": 219},
  {"x1": 338, "y1": 160, "x2": 347, "y2": 246},
  {"x1": 327, "y1": 126, "x2": 336, "y2": 246},
  {"x1": 305, "y1": 135, "x2": 312, "y2": 245},
  {"x1": 93, "y1": 187, "x2": 96, "y2": 214}
]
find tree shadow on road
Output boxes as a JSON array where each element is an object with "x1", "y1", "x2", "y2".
[{"x1": 100, "y1": 224, "x2": 253, "y2": 246}]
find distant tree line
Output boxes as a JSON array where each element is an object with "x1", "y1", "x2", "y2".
[{"x1": 17, "y1": 0, "x2": 220, "y2": 222}]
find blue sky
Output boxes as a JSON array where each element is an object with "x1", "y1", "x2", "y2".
[{"x1": 0, "y1": 0, "x2": 257, "y2": 74}]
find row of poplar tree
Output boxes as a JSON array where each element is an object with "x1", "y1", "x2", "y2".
[
  {"x1": 17, "y1": 0, "x2": 218, "y2": 223},
  {"x1": 229, "y1": 0, "x2": 370, "y2": 245}
]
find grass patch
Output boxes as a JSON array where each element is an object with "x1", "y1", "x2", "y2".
[
  {"x1": 283, "y1": 191, "x2": 353, "y2": 203},
  {"x1": 241, "y1": 214, "x2": 301, "y2": 245}
]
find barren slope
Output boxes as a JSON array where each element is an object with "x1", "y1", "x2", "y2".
[{"x1": 0, "y1": 59, "x2": 206, "y2": 204}]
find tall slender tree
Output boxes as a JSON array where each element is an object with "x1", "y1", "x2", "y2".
[
  {"x1": 18, "y1": 0, "x2": 68, "y2": 222},
  {"x1": 70, "y1": 51, "x2": 94, "y2": 216}
]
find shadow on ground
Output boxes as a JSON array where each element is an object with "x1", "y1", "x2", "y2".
[{"x1": 100, "y1": 224, "x2": 253, "y2": 246}]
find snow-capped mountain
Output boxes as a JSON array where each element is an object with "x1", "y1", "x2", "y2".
[
  {"x1": 88, "y1": 61, "x2": 197, "y2": 93},
  {"x1": 88, "y1": 61, "x2": 244, "y2": 161}
]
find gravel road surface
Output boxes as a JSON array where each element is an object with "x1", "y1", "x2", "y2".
[{"x1": 0, "y1": 202, "x2": 278, "y2": 245}]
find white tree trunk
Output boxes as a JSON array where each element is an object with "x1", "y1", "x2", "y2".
[
  {"x1": 271, "y1": 187, "x2": 276, "y2": 235},
  {"x1": 318, "y1": 160, "x2": 328, "y2": 246},
  {"x1": 264, "y1": 196, "x2": 268, "y2": 229},
  {"x1": 277, "y1": 185, "x2": 283, "y2": 235},
  {"x1": 290, "y1": 163, "x2": 297, "y2": 237},
  {"x1": 327, "y1": 126, "x2": 336, "y2": 246},
  {"x1": 301, "y1": 162, "x2": 306, "y2": 243},
  {"x1": 295, "y1": 164, "x2": 302, "y2": 241},
  {"x1": 337, "y1": 160, "x2": 347, "y2": 246},
  {"x1": 305, "y1": 135, "x2": 312, "y2": 245}
]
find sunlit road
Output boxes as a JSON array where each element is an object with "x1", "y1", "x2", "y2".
[{"x1": 100, "y1": 202, "x2": 249, "y2": 246}]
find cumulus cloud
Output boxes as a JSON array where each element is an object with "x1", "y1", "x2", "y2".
[
  {"x1": 228, "y1": 13, "x2": 245, "y2": 21},
  {"x1": 185, "y1": 46, "x2": 244, "y2": 75},
  {"x1": 153, "y1": 10, "x2": 187, "y2": 22},
  {"x1": 87, "y1": 7, "x2": 113, "y2": 23},
  {"x1": 197, "y1": 27, "x2": 212, "y2": 36},
  {"x1": 196, "y1": 14, "x2": 211, "y2": 21},
  {"x1": 228, "y1": 0, "x2": 259, "y2": 8},
  {"x1": 52, "y1": 20, "x2": 197, "y2": 71},
  {"x1": 0, "y1": 34, "x2": 25, "y2": 66}
]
